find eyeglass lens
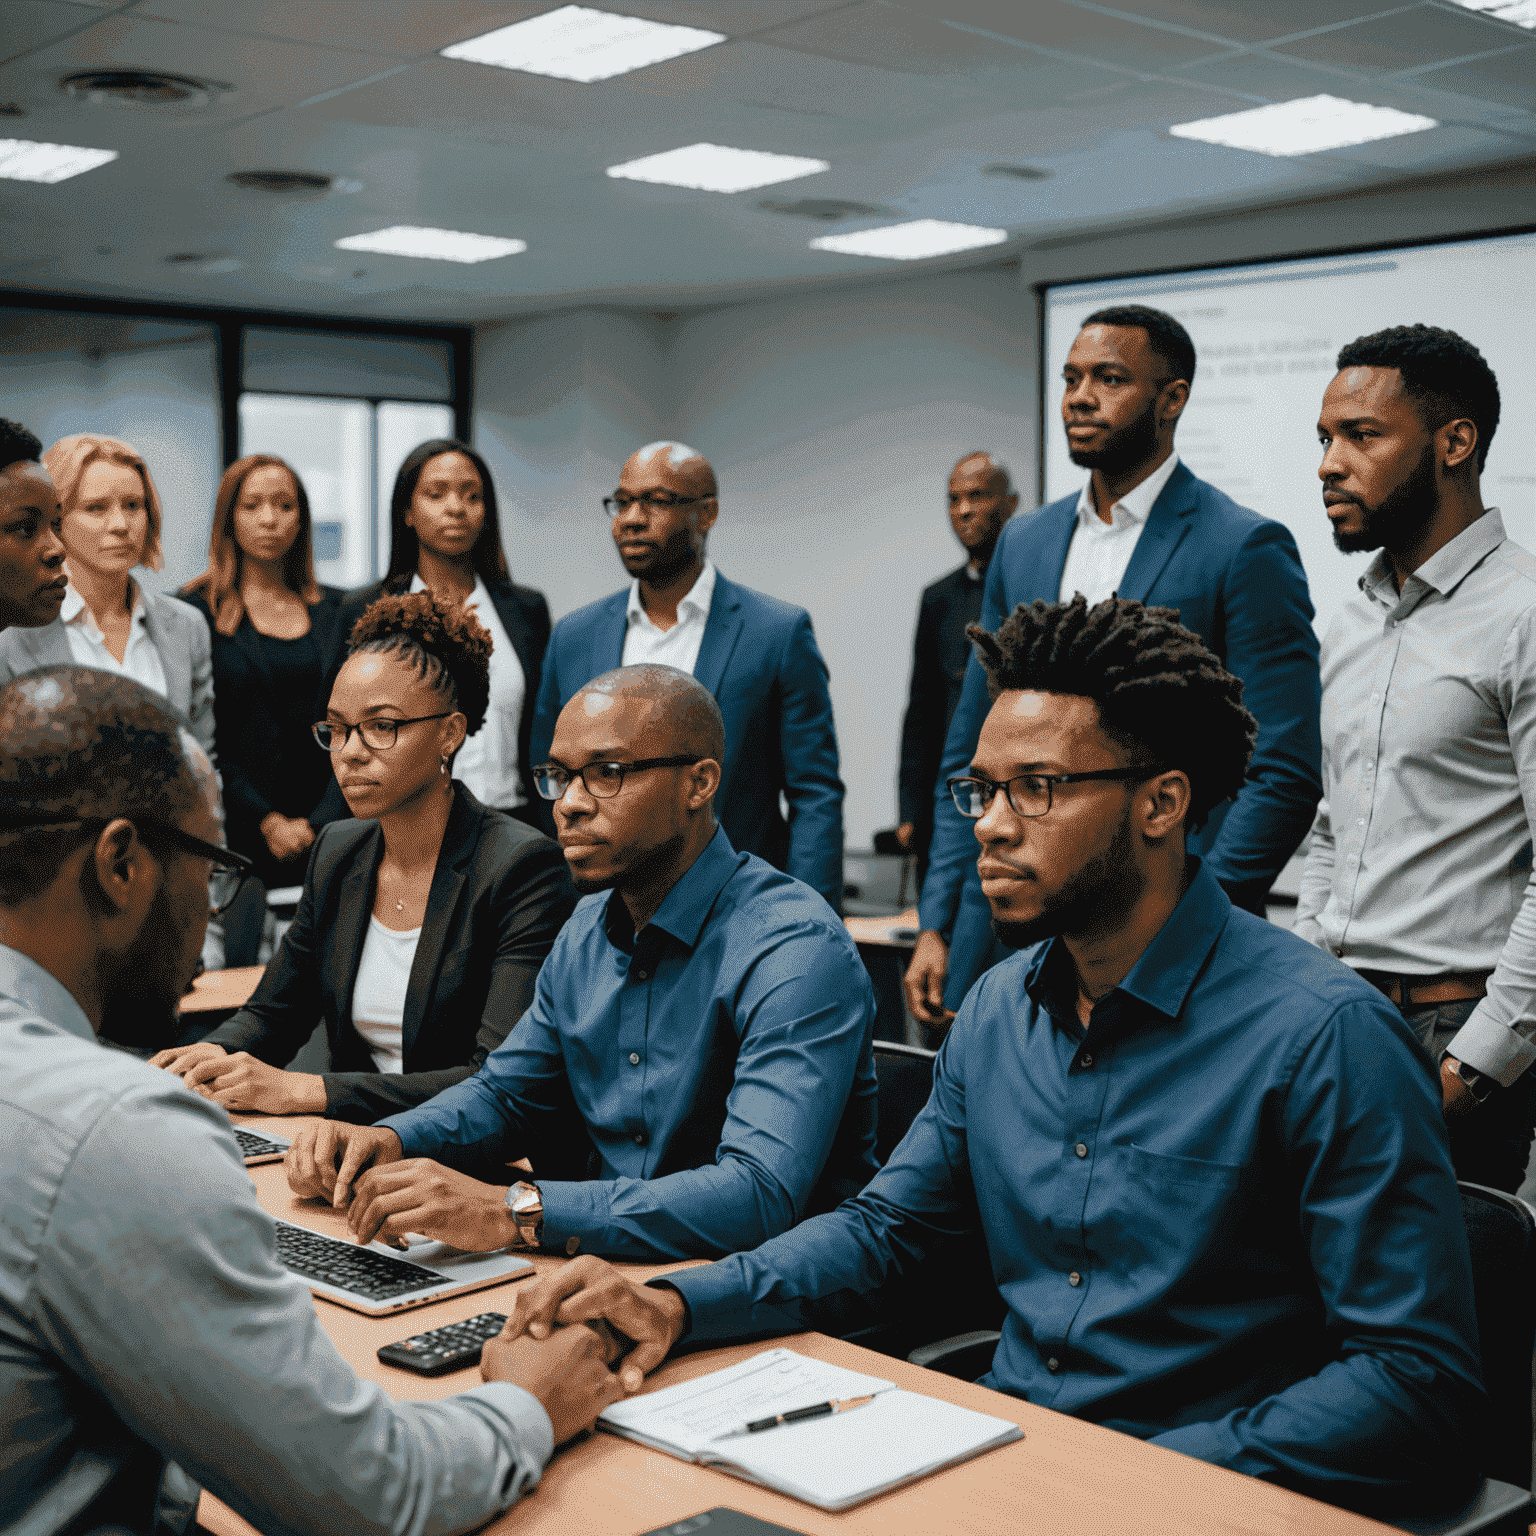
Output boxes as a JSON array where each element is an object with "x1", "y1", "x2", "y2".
[
  {"x1": 534, "y1": 762, "x2": 628, "y2": 800},
  {"x1": 950, "y1": 776, "x2": 1051, "y2": 818},
  {"x1": 314, "y1": 720, "x2": 399, "y2": 752},
  {"x1": 603, "y1": 493, "x2": 686, "y2": 515}
]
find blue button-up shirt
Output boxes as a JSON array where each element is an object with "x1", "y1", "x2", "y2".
[
  {"x1": 672, "y1": 863, "x2": 1484, "y2": 1510},
  {"x1": 380, "y1": 827, "x2": 878, "y2": 1260}
]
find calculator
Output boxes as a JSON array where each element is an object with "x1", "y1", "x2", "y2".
[{"x1": 377, "y1": 1312, "x2": 507, "y2": 1376}]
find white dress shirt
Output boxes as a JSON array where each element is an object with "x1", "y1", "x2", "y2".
[
  {"x1": 1057, "y1": 451, "x2": 1181, "y2": 605},
  {"x1": 411, "y1": 573, "x2": 527, "y2": 808},
  {"x1": 60, "y1": 580, "x2": 169, "y2": 697},
  {"x1": 1295, "y1": 510, "x2": 1536, "y2": 1086},
  {"x1": 351, "y1": 916, "x2": 421, "y2": 1073},
  {"x1": 621, "y1": 559, "x2": 716, "y2": 673}
]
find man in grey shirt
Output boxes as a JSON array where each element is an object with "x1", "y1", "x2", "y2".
[
  {"x1": 0, "y1": 666, "x2": 625, "y2": 1535},
  {"x1": 1297, "y1": 325, "x2": 1536, "y2": 1191}
]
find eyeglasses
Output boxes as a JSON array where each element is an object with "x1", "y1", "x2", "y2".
[
  {"x1": 602, "y1": 492, "x2": 713, "y2": 517},
  {"x1": 312, "y1": 713, "x2": 455, "y2": 752},
  {"x1": 0, "y1": 814, "x2": 256, "y2": 915},
  {"x1": 947, "y1": 767, "x2": 1167, "y2": 820},
  {"x1": 533, "y1": 756, "x2": 702, "y2": 801}
]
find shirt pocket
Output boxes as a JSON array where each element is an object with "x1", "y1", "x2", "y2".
[{"x1": 1110, "y1": 1145, "x2": 1251, "y2": 1266}]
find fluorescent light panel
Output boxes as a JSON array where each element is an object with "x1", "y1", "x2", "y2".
[
  {"x1": 441, "y1": 5, "x2": 724, "y2": 83},
  {"x1": 1445, "y1": 0, "x2": 1536, "y2": 28},
  {"x1": 333, "y1": 226, "x2": 526, "y2": 263},
  {"x1": 0, "y1": 138, "x2": 117, "y2": 183},
  {"x1": 1169, "y1": 94, "x2": 1437, "y2": 156},
  {"x1": 810, "y1": 219, "x2": 1008, "y2": 261},
  {"x1": 607, "y1": 142, "x2": 829, "y2": 192}
]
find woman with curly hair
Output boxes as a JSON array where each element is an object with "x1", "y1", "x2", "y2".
[{"x1": 150, "y1": 590, "x2": 578, "y2": 1123}]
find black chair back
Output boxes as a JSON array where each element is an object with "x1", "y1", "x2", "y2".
[
  {"x1": 1458, "y1": 1181, "x2": 1536, "y2": 1491},
  {"x1": 872, "y1": 1040, "x2": 935, "y2": 1166}
]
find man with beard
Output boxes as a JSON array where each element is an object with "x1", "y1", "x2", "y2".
[
  {"x1": 0, "y1": 667, "x2": 634, "y2": 1536},
  {"x1": 491, "y1": 598, "x2": 1485, "y2": 1523},
  {"x1": 529, "y1": 441, "x2": 844, "y2": 911},
  {"x1": 0, "y1": 418, "x2": 68, "y2": 632},
  {"x1": 284, "y1": 663, "x2": 877, "y2": 1263},
  {"x1": 1296, "y1": 325, "x2": 1533, "y2": 1191},
  {"x1": 907, "y1": 307, "x2": 1321, "y2": 1029}
]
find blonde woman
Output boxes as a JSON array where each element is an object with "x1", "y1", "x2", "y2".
[{"x1": 0, "y1": 433, "x2": 214, "y2": 761}]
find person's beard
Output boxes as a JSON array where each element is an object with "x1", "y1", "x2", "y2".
[
  {"x1": 97, "y1": 886, "x2": 190, "y2": 1051},
  {"x1": 1330, "y1": 441, "x2": 1439, "y2": 555},
  {"x1": 1066, "y1": 397, "x2": 1160, "y2": 474},
  {"x1": 991, "y1": 807, "x2": 1145, "y2": 951}
]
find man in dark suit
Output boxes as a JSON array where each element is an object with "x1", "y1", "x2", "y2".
[
  {"x1": 896, "y1": 452, "x2": 1018, "y2": 880},
  {"x1": 906, "y1": 304, "x2": 1322, "y2": 1027},
  {"x1": 530, "y1": 441, "x2": 844, "y2": 911}
]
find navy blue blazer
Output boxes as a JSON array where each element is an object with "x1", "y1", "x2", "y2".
[
  {"x1": 530, "y1": 571, "x2": 845, "y2": 911},
  {"x1": 918, "y1": 460, "x2": 1322, "y2": 1010}
]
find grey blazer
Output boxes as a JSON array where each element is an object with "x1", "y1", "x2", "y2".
[{"x1": 0, "y1": 585, "x2": 216, "y2": 760}]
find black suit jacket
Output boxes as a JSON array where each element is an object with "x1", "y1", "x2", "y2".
[
  {"x1": 205, "y1": 784, "x2": 578, "y2": 1123},
  {"x1": 897, "y1": 563, "x2": 985, "y2": 847}
]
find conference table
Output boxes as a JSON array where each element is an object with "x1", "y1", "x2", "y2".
[{"x1": 197, "y1": 1110, "x2": 1406, "y2": 1536}]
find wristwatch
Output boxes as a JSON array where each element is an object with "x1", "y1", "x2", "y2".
[
  {"x1": 509, "y1": 1181, "x2": 543, "y2": 1249},
  {"x1": 1451, "y1": 1058, "x2": 1499, "y2": 1103}
]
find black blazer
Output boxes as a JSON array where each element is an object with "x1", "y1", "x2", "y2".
[
  {"x1": 325, "y1": 572, "x2": 552, "y2": 811},
  {"x1": 205, "y1": 784, "x2": 578, "y2": 1123}
]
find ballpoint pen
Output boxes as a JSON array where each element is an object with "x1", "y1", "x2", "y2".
[{"x1": 714, "y1": 1394, "x2": 876, "y2": 1439}]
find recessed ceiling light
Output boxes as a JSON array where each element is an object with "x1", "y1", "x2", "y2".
[
  {"x1": 607, "y1": 142, "x2": 828, "y2": 193},
  {"x1": 0, "y1": 137, "x2": 117, "y2": 183},
  {"x1": 810, "y1": 219, "x2": 1009, "y2": 261},
  {"x1": 441, "y1": 5, "x2": 724, "y2": 83},
  {"x1": 1444, "y1": 0, "x2": 1536, "y2": 27},
  {"x1": 1168, "y1": 95, "x2": 1437, "y2": 156},
  {"x1": 333, "y1": 226, "x2": 527, "y2": 263}
]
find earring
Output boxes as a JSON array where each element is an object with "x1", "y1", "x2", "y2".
[{"x1": 441, "y1": 756, "x2": 450, "y2": 777}]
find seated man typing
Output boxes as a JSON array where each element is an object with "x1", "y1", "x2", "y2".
[
  {"x1": 496, "y1": 598, "x2": 1485, "y2": 1519},
  {"x1": 287, "y1": 663, "x2": 878, "y2": 1261}
]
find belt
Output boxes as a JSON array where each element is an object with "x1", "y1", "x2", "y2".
[{"x1": 1356, "y1": 969, "x2": 1491, "y2": 1009}]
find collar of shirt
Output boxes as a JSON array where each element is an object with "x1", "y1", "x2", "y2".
[
  {"x1": 1359, "y1": 507, "x2": 1506, "y2": 616},
  {"x1": 0, "y1": 942, "x2": 95, "y2": 1043},
  {"x1": 626, "y1": 559, "x2": 717, "y2": 632},
  {"x1": 1024, "y1": 858, "x2": 1228, "y2": 1034},
  {"x1": 60, "y1": 580, "x2": 146, "y2": 640},
  {"x1": 601, "y1": 823, "x2": 740, "y2": 956},
  {"x1": 1072, "y1": 450, "x2": 1181, "y2": 533},
  {"x1": 409, "y1": 570, "x2": 490, "y2": 607}
]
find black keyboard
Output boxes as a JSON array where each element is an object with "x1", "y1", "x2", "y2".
[
  {"x1": 234, "y1": 1128, "x2": 288, "y2": 1160},
  {"x1": 274, "y1": 1220, "x2": 443, "y2": 1301}
]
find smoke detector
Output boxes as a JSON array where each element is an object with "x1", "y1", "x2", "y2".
[
  {"x1": 60, "y1": 70, "x2": 228, "y2": 108},
  {"x1": 981, "y1": 163, "x2": 1052, "y2": 181},
  {"x1": 165, "y1": 251, "x2": 241, "y2": 274},
  {"x1": 757, "y1": 197, "x2": 898, "y2": 222}
]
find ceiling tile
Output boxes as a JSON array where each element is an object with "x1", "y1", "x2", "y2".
[
  {"x1": 1403, "y1": 43, "x2": 1536, "y2": 111},
  {"x1": 0, "y1": 2, "x2": 110, "y2": 68},
  {"x1": 1269, "y1": 2, "x2": 1525, "y2": 74},
  {"x1": 608, "y1": 0, "x2": 857, "y2": 32}
]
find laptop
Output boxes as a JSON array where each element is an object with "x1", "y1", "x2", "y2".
[
  {"x1": 234, "y1": 1126, "x2": 291, "y2": 1166},
  {"x1": 273, "y1": 1219, "x2": 535, "y2": 1316}
]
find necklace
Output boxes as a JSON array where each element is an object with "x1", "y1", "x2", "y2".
[{"x1": 396, "y1": 900, "x2": 404, "y2": 911}]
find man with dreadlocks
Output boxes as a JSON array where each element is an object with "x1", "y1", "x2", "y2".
[{"x1": 495, "y1": 596, "x2": 1483, "y2": 1522}]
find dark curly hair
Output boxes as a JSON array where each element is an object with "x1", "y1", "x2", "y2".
[
  {"x1": 1336, "y1": 324, "x2": 1500, "y2": 472},
  {"x1": 0, "y1": 417, "x2": 42, "y2": 475},
  {"x1": 1082, "y1": 304, "x2": 1196, "y2": 387},
  {"x1": 968, "y1": 595, "x2": 1255, "y2": 832},
  {"x1": 346, "y1": 591, "x2": 492, "y2": 738}
]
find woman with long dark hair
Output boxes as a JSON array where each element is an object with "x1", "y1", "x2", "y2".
[
  {"x1": 181, "y1": 455, "x2": 346, "y2": 889},
  {"x1": 327, "y1": 439, "x2": 550, "y2": 826}
]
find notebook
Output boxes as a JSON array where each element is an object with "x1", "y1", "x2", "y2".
[{"x1": 599, "y1": 1347, "x2": 1023, "y2": 1511}]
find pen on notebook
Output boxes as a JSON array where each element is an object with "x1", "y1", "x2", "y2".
[{"x1": 715, "y1": 1394, "x2": 876, "y2": 1439}]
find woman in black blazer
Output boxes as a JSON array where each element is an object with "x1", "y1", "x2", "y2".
[
  {"x1": 152, "y1": 590, "x2": 577, "y2": 1124},
  {"x1": 322, "y1": 438, "x2": 551, "y2": 828},
  {"x1": 181, "y1": 455, "x2": 348, "y2": 889}
]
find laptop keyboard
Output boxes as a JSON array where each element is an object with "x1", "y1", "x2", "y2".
[
  {"x1": 234, "y1": 1128, "x2": 288, "y2": 1159},
  {"x1": 274, "y1": 1220, "x2": 442, "y2": 1300}
]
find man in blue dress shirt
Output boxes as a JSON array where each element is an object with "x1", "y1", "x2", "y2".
[
  {"x1": 286, "y1": 663, "x2": 878, "y2": 1262},
  {"x1": 498, "y1": 599, "x2": 1483, "y2": 1518}
]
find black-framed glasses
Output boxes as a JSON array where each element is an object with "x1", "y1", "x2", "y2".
[
  {"x1": 947, "y1": 767, "x2": 1167, "y2": 820},
  {"x1": 312, "y1": 713, "x2": 455, "y2": 752},
  {"x1": 533, "y1": 756, "x2": 702, "y2": 802},
  {"x1": 602, "y1": 492, "x2": 714, "y2": 517},
  {"x1": 0, "y1": 814, "x2": 255, "y2": 915}
]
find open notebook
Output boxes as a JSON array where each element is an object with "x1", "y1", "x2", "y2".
[{"x1": 599, "y1": 1347, "x2": 1023, "y2": 1512}]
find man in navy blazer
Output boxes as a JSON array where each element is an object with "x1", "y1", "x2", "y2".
[
  {"x1": 908, "y1": 305, "x2": 1322, "y2": 1024},
  {"x1": 531, "y1": 442, "x2": 844, "y2": 911}
]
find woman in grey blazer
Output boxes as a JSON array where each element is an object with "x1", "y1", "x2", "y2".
[{"x1": 0, "y1": 433, "x2": 215, "y2": 760}]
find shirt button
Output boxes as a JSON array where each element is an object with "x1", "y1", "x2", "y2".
[
  {"x1": 1046, "y1": 1357, "x2": 1060, "y2": 1373},
  {"x1": 634, "y1": 1132, "x2": 647, "y2": 1145},
  {"x1": 629, "y1": 1052, "x2": 640, "y2": 1065},
  {"x1": 1074, "y1": 1142, "x2": 1088, "y2": 1159},
  {"x1": 636, "y1": 969, "x2": 649, "y2": 980},
  {"x1": 1069, "y1": 1271, "x2": 1082, "y2": 1286},
  {"x1": 1079, "y1": 1053, "x2": 1094, "y2": 1069},
  {"x1": 565, "y1": 1236, "x2": 581, "y2": 1256}
]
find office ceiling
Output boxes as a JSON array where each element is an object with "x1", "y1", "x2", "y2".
[{"x1": 0, "y1": 0, "x2": 1532, "y2": 321}]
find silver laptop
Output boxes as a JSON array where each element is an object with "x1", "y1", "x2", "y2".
[
  {"x1": 234, "y1": 1126, "x2": 291, "y2": 1166},
  {"x1": 273, "y1": 1219, "x2": 535, "y2": 1316}
]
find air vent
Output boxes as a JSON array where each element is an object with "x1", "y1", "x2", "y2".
[
  {"x1": 0, "y1": 103, "x2": 25, "y2": 117},
  {"x1": 982, "y1": 163, "x2": 1053, "y2": 181},
  {"x1": 757, "y1": 197, "x2": 898, "y2": 222},
  {"x1": 228, "y1": 170, "x2": 332, "y2": 194},
  {"x1": 165, "y1": 251, "x2": 241, "y2": 274},
  {"x1": 60, "y1": 70, "x2": 226, "y2": 108}
]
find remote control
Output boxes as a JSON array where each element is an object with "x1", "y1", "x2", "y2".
[{"x1": 377, "y1": 1312, "x2": 507, "y2": 1376}]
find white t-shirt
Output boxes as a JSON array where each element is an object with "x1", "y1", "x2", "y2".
[
  {"x1": 621, "y1": 560, "x2": 716, "y2": 674},
  {"x1": 350, "y1": 916, "x2": 421, "y2": 1074},
  {"x1": 60, "y1": 582, "x2": 169, "y2": 697},
  {"x1": 410, "y1": 573, "x2": 527, "y2": 808},
  {"x1": 1057, "y1": 451, "x2": 1181, "y2": 606}
]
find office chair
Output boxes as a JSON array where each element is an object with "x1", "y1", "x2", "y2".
[
  {"x1": 907, "y1": 1181, "x2": 1536, "y2": 1536},
  {"x1": 872, "y1": 1039, "x2": 935, "y2": 1165}
]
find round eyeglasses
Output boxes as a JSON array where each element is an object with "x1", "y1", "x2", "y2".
[
  {"x1": 947, "y1": 766, "x2": 1167, "y2": 820},
  {"x1": 534, "y1": 756, "x2": 702, "y2": 801},
  {"x1": 312, "y1": 713, "x2": 455, "y2": 752}
]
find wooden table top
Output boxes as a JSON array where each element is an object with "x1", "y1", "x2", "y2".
[
  {"x1": 195, "y1": 1113, "x2": 1401, "y2": 1536},
  {"x1": 842, "y1": 908, "x2": 921, "y2": 949},
  {"x1": 179, "y1": 965, "x2": 265, "y2": 1014}
]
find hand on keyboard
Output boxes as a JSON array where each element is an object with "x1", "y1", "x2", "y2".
[
  {"x1": 286, "y1": 1122, "x2": 404, "y2": 1208},
  {"x1": 347, "y1": 1157, "x2": 521, "y2": 1253}
]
